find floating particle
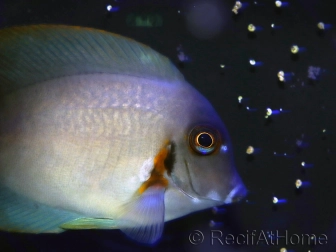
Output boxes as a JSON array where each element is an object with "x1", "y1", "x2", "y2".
[
  {"x1": 249, "y1": 59, "x2": 263, "y2": 67},
  {"x1": 295, "y1": 179, "x2": 311, "y2": 189},
  {"x1": 232, "y1": 1, "x2": 242, "y2": 14},
  {"x1": 275, "y1": 1, "x2": 282, "y2": 7},
  {"x1": 177, "y1": 52, "x2": 188, "y2": 62},
  {"x1": 307, "y1": 66, "x2": 322, "y2": 80},
  {"x1": 265, "y1": 108, "x2": 285, "y2": 118},
  {"x1": 296, "y1": 139, "x2": 303, "y2": 146},
  {"x1": 220, "y1": 64, "x2": 225, "y2": 68},
  {"x1": 106, "y1": 4, "x2": 120, "y2": 12},
  {"x1": 291, "y1": 45, "x2": 299, "y2": 54},
  {"x1": 279, "y1": 108, "x2": 290, "y2": 113},
  {"x1": 237, "y1": 96, "x2": 250, "y2": 106},
  {"x1": 246, "y1": 146, "x2": 261, "y2": 155},
  {"x1": 176, "y1": 45, "x2": 190, "y2": 63},
  {"x1": 277, "y1": 71, "x2": 285, "y2": 81},
  {"x1": 246, "y1": 146, "x2": 254, "y2": 154},
  {"x1": 273, "y1": 152, "x2": 295, "y2": 158},
  {"x1": 277, "y1": 71, "x2": 293, "y2": 82},
  {"x1": 265, "y1": 108, "x2": 273, "y2": 118},
  {"x1": 246, "y1": 106, "x2": 257, "y2": 112},
  {"x1": 272, "y1": 197, "x2": 287, "y2": 204},
  {"x1": 280, "y1": 248, "x2": 287, "y2": 252},
  {"x1": 275, "y1": 1, "x2": 289, "y2": 7},
  {"x1": 317, "y1": 22, "x2": 325, "y2": 30},
  {"x1": 295, "y1": 179, "x2": 302, "y2": 189},
  {"x1": 295, "y1": 134, "x2": 310, "y2": 149},
  {"x1": 317, "y1": 22, "x2": 332, "y2": 30},
  {"x1": 209, "y1": 220, "x2": 223, "y2": 228},
  {"x1": 248, "y1": 24, "x2": 256, "y2": 32},
  {"x1": 301, "y1": 161, "x2": 314, "y2": 168},
  {"x1": 271, "y1": 23, "x2": 282, "y2": 30}
]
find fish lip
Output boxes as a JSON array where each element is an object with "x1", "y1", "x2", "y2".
[{"x1": 168, "y1": 179, "x2": 222, "y2": 203}]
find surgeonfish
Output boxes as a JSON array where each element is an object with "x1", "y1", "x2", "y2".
[{"x1": 0, "y1": 25, "x2": 247, "y2": 244}]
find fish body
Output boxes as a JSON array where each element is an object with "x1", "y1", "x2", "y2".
[{"x1": 0, "y1": 25, "x2": 246, "y2": 243}]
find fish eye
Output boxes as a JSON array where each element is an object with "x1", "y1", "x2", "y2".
[
  {"x1": 189, "y1": 126, "x2": 220, "y2": 155},
  {"x1": 196, "y1": 132, "x2": 213, "y2": 148}
]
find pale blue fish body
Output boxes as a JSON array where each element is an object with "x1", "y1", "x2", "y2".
[{"x1": 0, "y1": 25, "x2": 247, "y2": 244}]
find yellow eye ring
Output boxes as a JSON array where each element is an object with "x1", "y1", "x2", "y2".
[
  {"x1": 189, "y1": 126, "x2": 220, "y2": 155},
  {"x1": 195, "y1": 132, "x2": 214, "y2": 149}
]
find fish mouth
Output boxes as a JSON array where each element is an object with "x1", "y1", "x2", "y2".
[
  {"x1": 168, "y1": 158, "x2": 247, "y2": 204},
  {"x1": 167, "y1": 158, "x2": 224, "y2": 203}
]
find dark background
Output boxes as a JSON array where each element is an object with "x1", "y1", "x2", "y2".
[{"x1": 0, "y1": 0, "x2": 336, "y2": 251}]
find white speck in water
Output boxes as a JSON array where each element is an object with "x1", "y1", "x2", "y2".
[
  {"x1": 277, "y1": 71, "x2": 285, "y2": 82},
  {"x1": 317, "y1": 22, "x2": 325, "y2": 30},
  {"x1": 107, "y1": 5, "x2": 113, "y2": 11},
  {"x1": 232, "y1": 1, "x2": 242, "y2": 14},
  {"x1": 295, "y1": 179, "x2": 302, "y2": 189},
  {"x1": 249, "y1": 59, "x2": 256, "y2": 65},
  {"x1": 273, "y1": 197, "x2": 278, "y2": 204},
  {"x1": 248, "y1": 24, "x2": 256, "y2": 32},
  {"x1": 273, "y1": 197, "x2": 287, "y2": 204},
  {"x1": 275, "y1": 1, "x2": 282, "y2": 7},
  {"x1": 291, "y1": 45, "x2": 299, "y2": 54},
  {"x1": 265, "y1": 108, "x2": 272, "y2": 118},
  {"x1": 246, "y1": 146, "x2": 254, "y2": 154}
]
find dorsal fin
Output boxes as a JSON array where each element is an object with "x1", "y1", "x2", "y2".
[{"x1": 0, "y1": 25, "x2": 184, "y2": 95}]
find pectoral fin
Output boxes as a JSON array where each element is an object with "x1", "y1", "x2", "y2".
[{"x1": 117, "y1": 186, "x2": 165, "y2": 244}]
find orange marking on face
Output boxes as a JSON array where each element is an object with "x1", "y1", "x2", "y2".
[{"x1": 138, "y1": 141, "x2": 170, "y2": 194}]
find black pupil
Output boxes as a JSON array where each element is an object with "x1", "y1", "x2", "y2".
[{"x1": 198, "y1": 133, "x2": 213, "y2": 148}]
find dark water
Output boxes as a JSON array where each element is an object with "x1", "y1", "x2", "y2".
[{"x1": 1, "y1": 0, "x2": 336, "y2": 251}]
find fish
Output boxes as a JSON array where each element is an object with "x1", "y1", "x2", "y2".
[{"x1": 0, "y1": 25, "x2": 247, "y2": 244}]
